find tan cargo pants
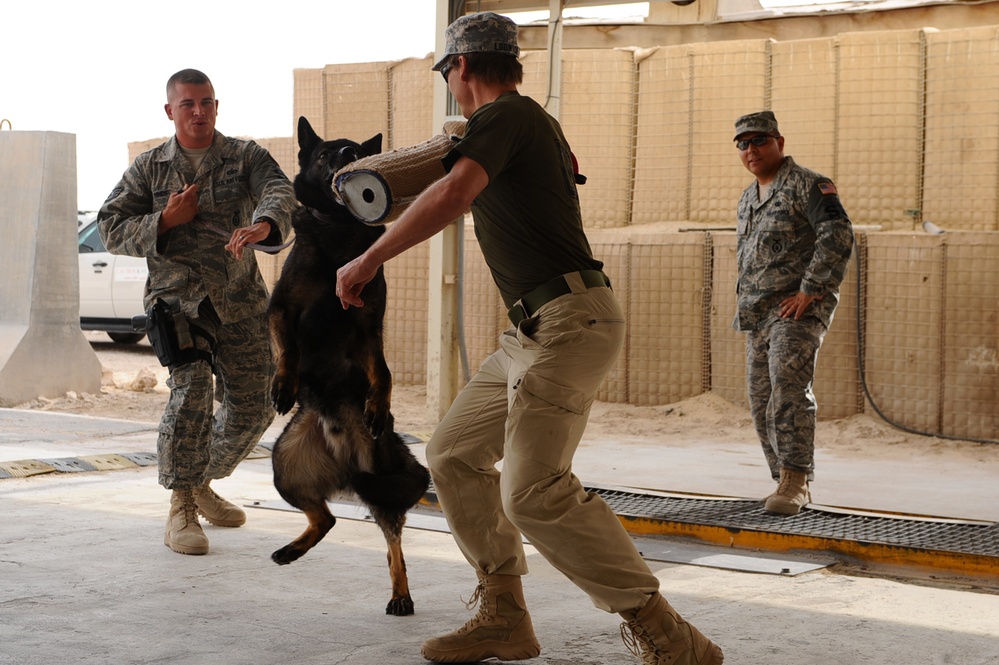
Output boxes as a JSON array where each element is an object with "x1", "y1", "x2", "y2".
[{"x1": 426, "y1": 278, "x2": 660, "y2": 613}]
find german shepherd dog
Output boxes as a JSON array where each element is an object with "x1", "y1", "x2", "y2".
[{"x1": 267, "y1": 116, "x2": 430, "y2": 616}]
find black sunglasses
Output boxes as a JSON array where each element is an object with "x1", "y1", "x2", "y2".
[
  {"x1": 736, "y1": 135, "x2": 775, "y2": 150},
  {"x1": 440, "y1": 62, "x2": 453, "y2": 84}
]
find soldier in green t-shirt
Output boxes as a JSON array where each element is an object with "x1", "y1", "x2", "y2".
[{"x1": 336, "y1": 12, "x2": 722, "y2": 665}]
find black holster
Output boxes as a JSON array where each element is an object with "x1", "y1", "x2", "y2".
[{"x1": 140, "y1": 299, "x2": 215, "y2": 370}]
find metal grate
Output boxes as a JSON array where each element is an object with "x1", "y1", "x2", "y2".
[
  {"x1": 592, "y1": 487, "x2": 999, "y2": 558},
  {"x1": 424, "y1": 478, "x2": 998, "y2": 563}
]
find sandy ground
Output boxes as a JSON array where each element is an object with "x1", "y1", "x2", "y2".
[
  {"x1": 19, "y1": 332, "x2": 996, "y2": 474},
  {"x1": 14, "y1": 331, "x2": 999, "y2": 526}
]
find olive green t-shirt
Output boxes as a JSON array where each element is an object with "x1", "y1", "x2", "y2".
[{"x1": 443, "y1": 91, "x2": 602, "y2": 308}]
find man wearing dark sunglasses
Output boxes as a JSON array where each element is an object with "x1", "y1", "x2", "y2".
[
  {"x1": 338, "y1": 11, "x2": 722, "y2": 665},
  {"x1": 732, "y1": 111, "x2": 854, "y2": 516}
]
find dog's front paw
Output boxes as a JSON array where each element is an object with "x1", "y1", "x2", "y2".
[
  {"x1": 271, "y1": 544, "x2": 305, "y2": 565},
  {"x1": 385, "y1": 594, "x2": 415, "y2": 616},
  {"x1": 271, "y1": 374, "x2": 299, "y2": 415},
  {"x1": 364, "y1": 408, "x2": 393, "y2": 439}
]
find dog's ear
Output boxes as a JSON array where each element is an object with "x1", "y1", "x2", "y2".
[
  {"x1": 361, "y1": 133, "x2": 383, "y2": 157},
  {"x1": 297, "y1": 116, "x2": 321, "y2": 151}
]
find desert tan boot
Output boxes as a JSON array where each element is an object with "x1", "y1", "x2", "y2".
[
  {"x1": 620, "y1": 592, "x2": 723, "y2": 665},
  {"x1": 194, "y1": 481, "x2": 246, "y2": 527},
  {"x1": 164, "y1": 489, "x2": 209, "y2": 555},
  {"x1": 764, "y1": 466, "x2": 811, "y2": 516},
  {"x1": 421, "y1": 574, "x2": 541, "y2": 663}
]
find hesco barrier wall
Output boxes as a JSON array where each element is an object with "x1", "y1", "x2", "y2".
[{"x1": 128, "y1": 23, "x2": 999, "y2": 441}]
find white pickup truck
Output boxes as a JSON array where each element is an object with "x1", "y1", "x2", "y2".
[{"x1": 77, "y1": 214, "x2": 148, "y2": 344}]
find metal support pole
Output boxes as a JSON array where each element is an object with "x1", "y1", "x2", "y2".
[
  {"x1": 427, "y1": 0, "x2": 463, "y2": 420},
  {"x1": 545, "y1": 0, "x2": 564, "y2": 120}
]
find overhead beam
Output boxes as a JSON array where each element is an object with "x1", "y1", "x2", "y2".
[{"x1": 464, "y1": 0, "x2": 648, "y2": 12}]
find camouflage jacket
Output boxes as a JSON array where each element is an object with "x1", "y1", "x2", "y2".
[
  {"x1": 98, "y1": 131, "x2": 296, "y2": 324},
  {"x1": 734, "y1": 156, "x2": 854, "y2": 332}
]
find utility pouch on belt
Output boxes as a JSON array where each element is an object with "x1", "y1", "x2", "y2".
[{"x1": 142, "y1": 299, "x2": 214, "y2": 369}]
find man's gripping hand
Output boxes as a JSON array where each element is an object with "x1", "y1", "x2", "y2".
[{"x1": 160, "y1": 184, "x2": 200, "y2": 233}]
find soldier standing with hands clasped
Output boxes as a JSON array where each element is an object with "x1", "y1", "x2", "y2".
[{"x1": 733, "y1": 111, "x2": 854, "y2": 515}]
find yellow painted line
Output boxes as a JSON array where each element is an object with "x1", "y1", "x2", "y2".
[
  {"x1": 615, "y1": 514, "x2": 999, "y2": 582},
  {"x1": 419, "y1": 491, "x2": 997, "y2": 583}
]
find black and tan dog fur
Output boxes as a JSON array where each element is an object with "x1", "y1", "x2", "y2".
[{"x1": 267, "y1": 116, "x2": 430, "y2": 616}]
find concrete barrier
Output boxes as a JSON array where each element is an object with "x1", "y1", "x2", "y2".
[{"x1": 0, "y1": 130, "x2": 101, "y2": 405}]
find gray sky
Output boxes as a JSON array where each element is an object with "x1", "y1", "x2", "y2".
[
  {"x1": 1, "y1": 0, "x2": 438, "y2": 211},
  {"x1": 1, "y1": 1, "x2": 664, "y2": 211}
]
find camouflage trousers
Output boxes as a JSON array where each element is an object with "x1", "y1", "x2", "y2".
[
  {"x1": 745, "y1": 316, "x2": 827, "y2": 481},
  {"x1": 157, "y1": 299, "x2": 275, "y2": 489}
]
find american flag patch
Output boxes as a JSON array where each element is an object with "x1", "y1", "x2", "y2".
[{"x1": 818, "y1": 182, "x2": 838, "y2": 195}]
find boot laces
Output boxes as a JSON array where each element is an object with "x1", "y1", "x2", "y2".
[
  {"x1": 179, "y1": 490, "x2": 199, "y2": 525},
  {"x1": 776, "y1": 470, "x2": 794, "y2": 496},
  {"x1": 462, "y1": 581, "x2": 485, "y2": 611},
  {"x1": 776, "y1": 468, "x2": 809, "y2": 501},
  {"x1": 198, "y1": 483, "x2": 224, "y2": 505},
  {"x1": 445, "y1": 581, "x2": 492, "y2": 636},
  {"x1": 620, "y1": 620, "x2": 671, "y2": 664}
]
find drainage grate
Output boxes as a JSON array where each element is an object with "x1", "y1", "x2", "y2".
[
  {"x1": 591, "y1": 486, "x2": 999, "y2": 558},
  {"x1": 423, "y1": 478, "x2": 999, "y2": 580}
]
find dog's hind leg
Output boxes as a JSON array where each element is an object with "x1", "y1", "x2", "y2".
[
  {"x1": 369, "y1": 507, "x2": 415, "y2": 616},
  {"x1": 271, "y1": 410, "x2": 341, "y2": 565},
  {"x1": 271, "y1": 499, "x2": 335, "y2": 565}
]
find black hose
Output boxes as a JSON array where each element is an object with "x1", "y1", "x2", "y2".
[{"x1": 855, "y1": 237, "x2": 998, "y2": 445}]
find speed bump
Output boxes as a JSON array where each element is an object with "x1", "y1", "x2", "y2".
[{"x1": 0, "y1": 459, "x2": 56, "y2": 478}]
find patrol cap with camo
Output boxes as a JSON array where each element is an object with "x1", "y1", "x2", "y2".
[
  {"x1": 733, "y1": 111, "x2": 780, "y2": 140},
  {"x1": 431, "y1": 12, "x2": 520, "y2": 71}
]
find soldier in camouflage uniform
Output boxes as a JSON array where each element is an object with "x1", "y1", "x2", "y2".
[
  {"x1": 98, "y1": 69, "x2": 296, "y2": 555},
  {"x1": 733, "y1": 111, "x2": 854, "y2": 515}
]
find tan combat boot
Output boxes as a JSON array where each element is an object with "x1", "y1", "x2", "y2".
[
  {"x1": 620, "y1": 592, "x2": 723, "y2": 665},
  {"x1": 194, "y1": 481, "x2": 246, "y2": 527},
  {"x1": 164, "y1": 489, "x2": 209, "y2": 555},
  {"x1": 421, "y1": 574, "x2": 541, "y2": 663},
  {"x1": 764, "y1": 466, "x2": 810, "y2": 515}
]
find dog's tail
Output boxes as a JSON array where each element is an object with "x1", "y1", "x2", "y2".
[{"x1": 352, "y1": 459, "x2": 430, "y2": 513}]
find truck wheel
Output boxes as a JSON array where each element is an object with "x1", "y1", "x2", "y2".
[{"x1": 108, "y1": 332, "x2": 145, "y2": 344}]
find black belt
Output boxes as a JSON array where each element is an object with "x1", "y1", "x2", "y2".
[{"x1": 508, "y1": 270, "x2": 611, "y2": 325}]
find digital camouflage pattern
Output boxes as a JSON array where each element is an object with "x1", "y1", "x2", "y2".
[
  {"x1": 97, "y1": 131, "x2": 296, "y2": 489},
  {"x1": 98, "y1": 131, "x2": 296, "y2": 323},
  {"x1": 733, "y1": 156, "x2": 854, "y2": 333},
  {"x1": 746, "y1": 317, "x2": 826, "y2": 480},
  {"x1": 157, "y1": 299, "x2": 274, "y2": 489},
  {"x1": 735, "y1": 155, "x2": 853, "y2": 480},
  {"x1": 733, "y1": 110, "x2": 780, "y2": 140},
  {"x1": 432, "y1": 11, "x2": 520, "y2": 71}
]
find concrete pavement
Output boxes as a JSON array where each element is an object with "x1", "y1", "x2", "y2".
[{"x1": 2, "y1": 408, "x2": 998, "y2": 665}]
